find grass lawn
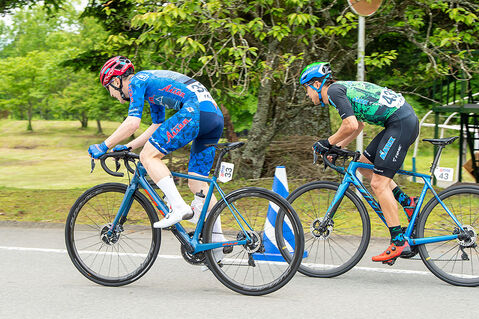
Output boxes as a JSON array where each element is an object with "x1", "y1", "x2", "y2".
[{"x1": 0, "y1": 119, "x2": 476, "y2": 240}]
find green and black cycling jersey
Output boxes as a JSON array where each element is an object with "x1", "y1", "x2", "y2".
[{"x1": 327, "y1": 81, "x2": 406, "y2": 127}]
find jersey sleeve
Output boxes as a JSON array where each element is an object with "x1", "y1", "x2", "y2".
[
  {"x1": 127, "y1": 79, "x2": 147, "y2": 119},
  {"x1": 327, "y1": 83, "x2": 355, "y2": 120},
  {"x1": 149, "y1": 101, "x2": 165, "y2": 124}
]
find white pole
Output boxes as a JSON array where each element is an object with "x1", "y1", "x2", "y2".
[{"x1": 357, "y1": 16, "x2": 365, "y2": 183}]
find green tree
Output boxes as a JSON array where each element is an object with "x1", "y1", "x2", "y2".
[{"x1": 0, "y1": 51, "x2": 51, "y2": 131}]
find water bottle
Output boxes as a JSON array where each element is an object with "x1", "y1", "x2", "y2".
[{"x1": 190, "y1": 190, "x2": 206, "y2": 224}]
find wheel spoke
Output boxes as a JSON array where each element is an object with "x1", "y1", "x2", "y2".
[
  {"x1": 66, "y1": 185, "x2": 159, "y2": 286},
  {"x1": 289, "y1": 182, "x2": 369, "y2": 277},
  {"x1": 420, "y1": 188, "x2": 479, "y2": 285}
]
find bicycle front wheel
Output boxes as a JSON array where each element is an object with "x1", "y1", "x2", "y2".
[
  {"x1": 286, "y1": 181, "x2": 371, "y2": 277},
  {"x1": 417, "y1": 185, "x2": 479, "y2": 286},
  {"x1": 65, "y1": 183, "x2": 161, "y2": 286},
  {"x1": 203, "y1": 187, "x2": 304, "y2": 296}
]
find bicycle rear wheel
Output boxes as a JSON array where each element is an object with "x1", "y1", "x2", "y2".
[
  {"x1": 65, "y1": 183, "x2": 161, "y2": 286},
  {"x1": 417, "y1": 185, "x2": 479, "y2": 286},
  {"x1": 286, "y1": 181, "x2": 370, "y2": 277},
  {"x1": 203, "y1": 187, "x2": 304, "y2": 296}
]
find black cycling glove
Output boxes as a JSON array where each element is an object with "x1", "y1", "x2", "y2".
[{"x1": 313, "y1": 139, "x2": 332, "y2": 155}]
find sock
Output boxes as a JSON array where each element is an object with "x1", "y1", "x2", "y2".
[
  {"x1": 389, "y1": 225, "x2": 405, "y2": 246},
  {"x1": 392, "y1": 186, "x2": 411, "y2": 207},
  {"x1": 156, "y1": 175, "x2": 189, "y2": 212}
]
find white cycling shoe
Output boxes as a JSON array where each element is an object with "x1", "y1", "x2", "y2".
[{"x1": 153, "y1": 207, "x2": 193, "y2": 228}]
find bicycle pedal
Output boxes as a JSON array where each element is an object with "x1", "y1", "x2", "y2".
[
  {"x1": 223, "y1": 246, "x2": 233, "y2": 254},
  {"x1": 382, "y1": 258, "x2": 397, "y2": 266}
]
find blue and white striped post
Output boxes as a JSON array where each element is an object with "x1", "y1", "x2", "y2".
[{"x1": 253, "y1": 166, "x2": 304, "y2": 262}]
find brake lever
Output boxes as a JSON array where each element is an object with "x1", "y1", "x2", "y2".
[
  {"x1": 115, "y1": 158, "x2": 121, "y2": 172},
  {"x1": 90, "y1": 158, "x2": 95, "y2": 173},
  {"x1": 331, "y1": 154, "x2": 339, "y2": 166}
]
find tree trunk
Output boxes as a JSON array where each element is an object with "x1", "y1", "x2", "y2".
[
  {"x1": 80, "y1": 111, "x2": 88, "y2": 128},
  {"x1": 240, "y1": 41, "x2": 279, "y2": 179},
  {"x1": 96, "y1": 119, "x2": 103, "y2": 135},
  {"x1": 27, "y1": 101, "x2": 33, "y2": 131},
  {"x1": 219, "y1": 104, "x2": 238, "y2": 142}
]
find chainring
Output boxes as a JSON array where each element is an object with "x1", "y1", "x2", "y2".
[{"x1": 180, "y1": 231, "x2": 206, "y2": 265}]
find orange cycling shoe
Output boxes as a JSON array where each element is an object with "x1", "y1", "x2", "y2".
[
  {"x1": 403, "y1": 197, "x2": 418, "y2": 222},
  {"x1": 372, "y1": 241, "x2": 411, "y2": 262}
]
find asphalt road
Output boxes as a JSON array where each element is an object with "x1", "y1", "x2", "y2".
[{"x1": 1, "y1": 222, "x2": 478, "y2": 319}]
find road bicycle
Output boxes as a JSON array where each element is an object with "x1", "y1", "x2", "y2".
[
  {"x1": 65, "y1": 142, "x2": 304, "y2": 295},
  {"x1": 283, "y1": 136, "x2": 479, "y2": 286}
]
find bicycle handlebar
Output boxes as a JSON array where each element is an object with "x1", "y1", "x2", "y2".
[
  {"x1": 92, "y1": 142, "x2": 245, "y2": 178},
  {"x1": 316, "y1": 146, "x2": 361, "y2": 174},
  {"x1": 91, "y1": 151, "x2": 139, "y2": 177}
]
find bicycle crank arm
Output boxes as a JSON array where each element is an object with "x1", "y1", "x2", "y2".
[{"x1": 170, "y1": 227, "x2": 194, "y2": 253}]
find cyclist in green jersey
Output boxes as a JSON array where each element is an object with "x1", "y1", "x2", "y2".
[{"x1": 300, "y1": 62, "x2": 420, "y2": 263}]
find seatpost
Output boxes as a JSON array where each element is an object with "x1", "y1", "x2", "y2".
[
  {"x1": 213, "y1": 149, "x2": 228, "y2": 178},
  {"x1": 429, "y1": 146, "x2": 445, "y2": 175}
]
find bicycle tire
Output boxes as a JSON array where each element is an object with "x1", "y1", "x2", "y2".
[
  {"x1": 417, "y1": 185, "x2": 479, "y2": 286},
  {"x1": 65, "y1": 183, "x2": 161, "y2": 286},
  {"x1": 285, "y1": 181, "x2": 370, "y2": 277},
  {"x1": 203, "y1": 187, "x2": 304, "y2": 296}
]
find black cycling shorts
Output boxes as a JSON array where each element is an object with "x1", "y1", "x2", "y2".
[{"x1": 363, "y1": 102, "x2": 419, "y2": 179}]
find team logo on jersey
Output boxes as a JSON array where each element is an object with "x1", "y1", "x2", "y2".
[
  {"x1": 136, "y1": 73, "x2": 149, "y2": 81},
  {"x1": 379, "y1": 137, "x2": 396, "y2": 160},
  {"x1": 160, "y1": 85, "x2": 186, "y2": 98},
  {"x1": 166, "y1": 118, "x2": 191, "y2": 143}
]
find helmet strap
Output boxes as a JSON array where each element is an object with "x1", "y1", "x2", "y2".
[
  {"x1": 109, "y1": 77, "x2": 130, "y2": 102},
  {"x1": 308, "y1": 74, "x2": 330, "y2": 107}
]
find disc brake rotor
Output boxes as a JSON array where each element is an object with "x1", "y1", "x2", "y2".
[
  {"x1": 310, "y1": 218, "x2": 333, "y2": 239},
  {"x1": 100, "y1": 224, "x2": 122, "y2": 245},
  {"x1": 457, "y1": 225, "x2": 477, "y2": 247},
  {"x1": 237, "y1": 231, "x2": 263, "y2": 253}
]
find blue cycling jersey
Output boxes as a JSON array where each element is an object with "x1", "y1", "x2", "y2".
[
  {"x1": 127, "y1": 70, "x2": 221, "y2": 123},
  {"x1": 126, "y1": 70, "x2": 224, "y2": 176}
]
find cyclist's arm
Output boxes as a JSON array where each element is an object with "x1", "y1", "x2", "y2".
[
  {"x1": 326, "y1": 84, "x2": 361, "y2": 146},
  {"x1": 104, "y1": 116, "x2": 141, "y2": 148},
  {"x1": 336, "y1": 120, "x2": 364, "y2": 148},
  {"x1": 125, "y1": 123, "x2": 161, "y2": 150},
  {"x1": 328, "y1": 115, "x2": 359, "y2": 145}
]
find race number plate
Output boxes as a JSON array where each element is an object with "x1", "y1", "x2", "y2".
[
  {"x1": 218, "y1": 162, "x2": 234, "y2": 183},
  {"x1": 186, "y1": 82, "x2": 215, "y2": 103},
  {"x1": 378, "y1": 88, "x2": 405, "y2": 108},
  {"x1": 434, "y1": 167, "x2": 454, "y2": 182}
]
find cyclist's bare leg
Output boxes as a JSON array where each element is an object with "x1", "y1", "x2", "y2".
[
  {"x1": 357, "y1": 154, "x2": 397, "y2": 191},
  {"x1": 370, "y1": 173, "x2": 400, "y2": 227},
  {"x1": 140, "y1": 141, "x2": 171, "y2": 181},
  {"x1": 140, "y1": 142, "x2": 192, "y2": 227}
]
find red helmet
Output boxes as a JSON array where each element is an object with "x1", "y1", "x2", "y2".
[{"x1": 99, "y1": 56, "x2": 134, "y2": 87}]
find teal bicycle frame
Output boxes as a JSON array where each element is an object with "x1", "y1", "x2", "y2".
[
  {"x1": 325, "y1": 161, "x2": 466, "y2": 246},
  {"x1": 106, "y1": 161, "x2": 253, "y2": 254}
]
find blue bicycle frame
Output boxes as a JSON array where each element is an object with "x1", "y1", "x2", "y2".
[
  {"x1": 324, "y1": 161, "x2": 466, "y2": 246},
  {"x1": 106, "y1": 162, "x2": 254, "y2": 254}
]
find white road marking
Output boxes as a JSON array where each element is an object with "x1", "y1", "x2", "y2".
[
  {"x1": 0, "y1": 245, "x2": 433, "y2": 276},
  {"x1": 0, "y1": 246, "x2": 182, "y2": 259}
]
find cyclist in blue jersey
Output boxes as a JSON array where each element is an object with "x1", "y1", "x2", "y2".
[
  {"x1": 300, "y1": 62, "x2": 420, "y2": 263},
  {"x1": 88, "y1": 56, "x2": 224, "y2": 232}
]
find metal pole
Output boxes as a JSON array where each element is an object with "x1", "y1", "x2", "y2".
[{"x1": 356, "y1": 16, "x2": 365, "y2": 183}]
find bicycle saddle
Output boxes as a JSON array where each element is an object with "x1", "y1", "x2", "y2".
[{"x1": 423, "y1": 136, "x2": 458, "y2": 146}]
